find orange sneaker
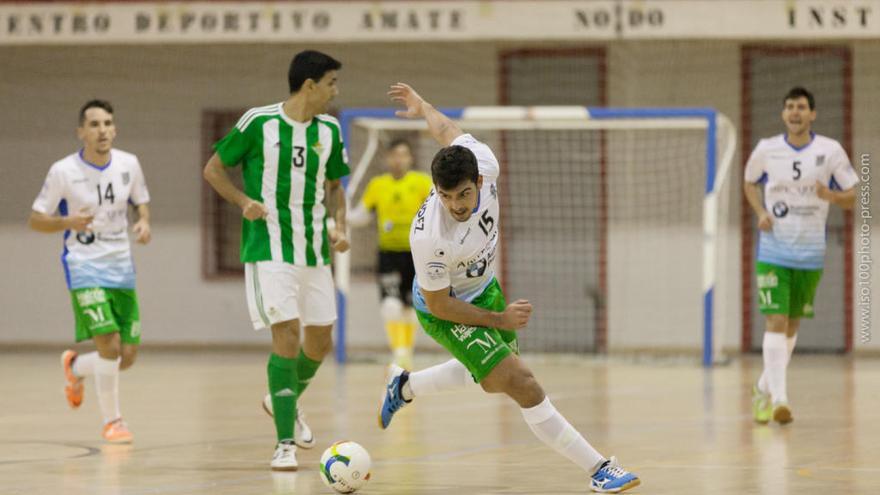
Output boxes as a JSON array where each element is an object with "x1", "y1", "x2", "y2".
[
  {"x1": 60, "y1": 350, "x2": 84, "y2": 409},
  {"x1": 103, "y1": 419, "x2": 134, "y2": 444}
]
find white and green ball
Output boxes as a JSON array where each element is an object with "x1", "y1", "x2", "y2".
[{"x1": 319, "y1": 441, "x2": 372, "y2": 493}]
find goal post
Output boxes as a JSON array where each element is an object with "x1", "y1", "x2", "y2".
[{"x1": 334, "y1": 106, "x2": 737, "y2": 367}]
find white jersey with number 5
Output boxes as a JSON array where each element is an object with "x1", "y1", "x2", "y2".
[
  {"x1": 32, "y1": 149, "x2": 150, "y2": 289},
  {"x1": 410, "y1": 134, "x2": 501, "y2": 314},
  {"x1": 744, "y1": 133, "x2": 858, "y2": 269}
]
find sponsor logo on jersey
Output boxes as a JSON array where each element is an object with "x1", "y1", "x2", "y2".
[
  {"x1": 772, "y1": 201, "x2": 789, "y2": 218},
  {"x1": 434, "y1": 248, "x2": 445, "y2": 257},
  {"x1": 76, "y1": 231, "x2": 96, "y2": 245},
  {"x1": 465, "y1": 259, "x2": 488, "y2": 278},
  {"x1": 426, "y1": 261, "x2": 446, "y2": 280}
]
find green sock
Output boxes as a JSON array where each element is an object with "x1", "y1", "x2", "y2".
[
  {"x1": 267, "y1": 353, "x2": 298, "y2": 442},
  {"x1": 296, "y1": 349, "x2": 322, "y2": 396}
]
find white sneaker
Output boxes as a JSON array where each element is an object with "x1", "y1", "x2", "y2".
[
  {"x1": 270, "y1": 441, "x2": 298, "y2": 471},
  {"x1": 262, "y1": 394, "x2": 316, "y2": 449}
]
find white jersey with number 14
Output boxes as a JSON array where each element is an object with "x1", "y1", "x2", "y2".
[{"x1": 32, "y1": 149, "x2": 150, "y2": 289}]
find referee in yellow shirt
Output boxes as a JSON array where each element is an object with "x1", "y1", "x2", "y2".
[{"x1": 351, "y1": 139, "x2": 432, "y2": 369}]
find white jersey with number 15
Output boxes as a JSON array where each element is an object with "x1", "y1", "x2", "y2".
[{"x1": 410, "y1": 134, "x2": 501, "y2": 314}]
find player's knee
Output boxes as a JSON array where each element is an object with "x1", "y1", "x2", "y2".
[
  {"x1": 271, "y1": 321, "x2": 301, "y2": 357},
  {"x1": 766, "y1": 315, "x2": 788, "y2": 333},
  {"x1": 380, "y1": 297, "x2": 404, "y2": 322},
  {"x1": 95, "y1": 333, "x2": 122, "y2": 359},
  {"x1": 308, "y1": 334, "x2": 334, "y2": 360},
  {"x1": 120, "y1": 348, "x2": 137, "y2": 370},
  {"x1": 480, "y1": 378, "x2": 502, "y2": 394}
]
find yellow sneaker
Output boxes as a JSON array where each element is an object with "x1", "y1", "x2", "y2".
[
  {"x1": 102, "y1": 419, "x2": 134, "y2": 444},
  {"x1": 752, "y1": 384, "x2": 772, "y2": 424},
  {"x1": 60, "y1": 350, "x2": 84, "y2": 409}
]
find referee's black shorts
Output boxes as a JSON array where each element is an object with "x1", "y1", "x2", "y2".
[{"x1": 378, "y1": 250, "x2": 416, "y2": 307}]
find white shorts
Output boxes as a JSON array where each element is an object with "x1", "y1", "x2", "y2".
[{"x1": 244, "y1": 261, "x2": 337, "y2": 330}]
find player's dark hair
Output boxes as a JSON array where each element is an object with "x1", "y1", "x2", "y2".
[
  {"x1": 387, "y1": 138, "x2": 413, "y2": 152},
  {"x1": 431, "y1": 145, "x2": 479, "y2": 191},
  {"x1": 288, "y1": 50, "x2": 342, "y2": 93},
  {"x1": 783, "y1": 87, "x2": 815, "y2": 110},
  {"x1": 78, "y1": 99, "x2": 113, "y2": 125}
]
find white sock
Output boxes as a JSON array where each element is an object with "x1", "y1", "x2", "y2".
[
  {"x1": 762, "y1": 332, "x2": 788, "y2": 404},
  {"x1": 521, "y1": 396, "x2": 605, "y2": 475},
  {"x1": 72, "y1": 351, "x2": 99, "y2": 377},
  {"x1": 757, "y1": 334, "x2": 797, "y2": 394},
  {"x1": 94, "y1": 356, "x2": 121, "y2": 424},
  {"x1": 407, "y1": 359, "x2": 471, "y2": 400}
]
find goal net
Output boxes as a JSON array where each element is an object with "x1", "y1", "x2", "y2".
[{"x1": 335, "y1": 107, "x2": 737, "y2": 366}]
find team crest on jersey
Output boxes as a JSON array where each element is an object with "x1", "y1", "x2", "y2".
[
  {"x1": 312, "y1": 140, "x2": 325, "y2": 155},
  {"x1": 815, "y1": 155, "x2": 825, "y2": 167},
  {"x1": 122, "y1": 172, "x2": 130, "y2": 185}
]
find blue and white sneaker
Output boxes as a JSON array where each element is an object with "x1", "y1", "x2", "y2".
[
  {"x1": 378, "y1": 364, "x2": 411, "y2": 429},
  {"x1": 590, "y1": 456, "x2": 640, "y2": 493}
]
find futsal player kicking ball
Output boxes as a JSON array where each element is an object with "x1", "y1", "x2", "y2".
[
  {"x1": 378, "y1": 83, "x2": 640, "y2": 493},
  {"x1": 745, "y1": 86, "x2": 858, "y2": 425}
]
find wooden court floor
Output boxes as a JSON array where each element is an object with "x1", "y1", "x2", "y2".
[{"x1": 1, "y1": 350, "x2": 878, "y2": 494}]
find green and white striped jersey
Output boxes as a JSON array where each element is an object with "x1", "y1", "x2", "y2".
[{"x1": 214, "y1": 103, "x2": 350, "y2": 266}]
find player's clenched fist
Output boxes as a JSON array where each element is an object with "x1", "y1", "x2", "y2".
[
  {"x1": 499, "y1": 299, "x2": 533, "y2": 330},
  {"x1": 64, "y1": 211, "x2": 94, "y2": 232},
  {"x1": 329, "y1": 229, "x2": 350, "y2": 253},
  {"x1": 241, "y1": 199, "x2": 268, "y2": 221},
  {"x1": 757, "y1": 212, "x2": 773, "y2": 232}
]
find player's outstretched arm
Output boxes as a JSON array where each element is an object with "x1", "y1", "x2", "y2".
[
  {"x1": 743, "y1": 181, "x2": 772, "y2": 231},
  {"x1": 388, "y1": 83, "x2": 462, "y2": 146},
  {"x1": 421, "y1": 287, "x2": 532, "y2": 330},
  {"x1": 203, "y1": 153, "x2": 268, "y2": 221}
]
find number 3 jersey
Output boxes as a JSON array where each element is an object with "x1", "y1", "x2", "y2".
[
  {"x1": 744, "y1": 133, "x2": 858, "y2": 269},
  {"x1": 410, "y1": 134, "x2": 500, "y2": 314},
  {"x1": 32, "y1": 149, "x2": 150, "y2": 290}
]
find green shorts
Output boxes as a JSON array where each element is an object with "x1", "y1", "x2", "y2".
[
  {"x1": 70, "y1": 288, "x2": 142, "y2": 345},
  {"x1": 416, "y1": 279, "x2": 518, "y2": 383},
  {"x1": 755, "y1": 261, "x2": 823, "y2": 319}
]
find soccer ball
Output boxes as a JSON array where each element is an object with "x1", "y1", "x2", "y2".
[{"x1": 319, "y1": 441, "x2": 372, "y2": 493}]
